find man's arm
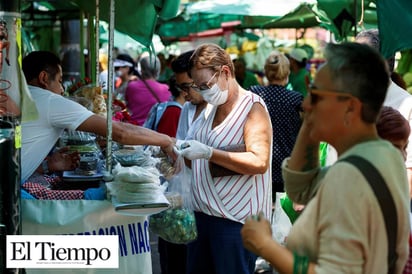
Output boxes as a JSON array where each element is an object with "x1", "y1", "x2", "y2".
[{"x1": 76, "y1": 114, "x2": 175, "y2": 156}]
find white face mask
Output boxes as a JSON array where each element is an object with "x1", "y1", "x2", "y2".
[
  {"x1": 201, "y1": 82, "x2": 228, "y2": 106},
  {"x1": 115, "y1": 70, "x2": 123, "y2": 77}
]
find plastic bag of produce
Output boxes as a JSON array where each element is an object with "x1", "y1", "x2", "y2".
[
  {"x1": 149, "y1": 202, "x2": 197, "y2": 244},
  {"x1": 149, "y1": 155, "x2": 197, "y2": 244}
]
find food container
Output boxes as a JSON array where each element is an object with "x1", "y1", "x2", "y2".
[
  {"x1": 114, "y1": 148, "x2": 142, "y2": 166},
  {"x1": 75, "y1": 152, "x2": 98, "y2": 175}
]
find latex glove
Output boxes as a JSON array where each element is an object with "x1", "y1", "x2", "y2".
[
  {"x1": 180, "y1": 140, "x2": 213, "y2": 160},
  {"x1": 84, "y1": 184, "x2": 106, "y2": 200}
]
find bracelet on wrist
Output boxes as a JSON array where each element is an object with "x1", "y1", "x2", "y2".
[{"x1": 293, "y1": 252, "x2": 309, "y2": 274}]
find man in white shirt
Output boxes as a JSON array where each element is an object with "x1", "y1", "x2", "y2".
[{"x1": 21, "y1": 51, "x2": 175, "y2": 184}]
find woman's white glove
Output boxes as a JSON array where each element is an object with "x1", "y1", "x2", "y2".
[{"x1": 180, "y1": 140, "x2": 213, "y2": 160}]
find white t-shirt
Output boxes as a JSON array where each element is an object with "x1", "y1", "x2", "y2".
[
  {"x1": 176, "y1": 102, "x2": 206, "y2": 141},
  {"x1": 384, "y1": 81, "x2": 412, "y2": 168},
  {"x1": 21, "y1": 85, "x2": 94, "y2": 182}
]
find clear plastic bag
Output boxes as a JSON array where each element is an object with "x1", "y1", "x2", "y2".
[
  {"x1": 271, "y1": 192, "x2": 292, "y2": 246},
  {"x1": 149, "y1": 155, "x2": 198, "y2": 244},
  {"x1": 167, "y1": 155, "x2": 194, "y2": 210}
]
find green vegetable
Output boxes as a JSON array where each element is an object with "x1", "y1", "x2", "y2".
[{"x1": 149, "y1": 208, "x2": 197, "y2": 244}]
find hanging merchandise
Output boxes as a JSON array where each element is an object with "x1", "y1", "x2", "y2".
[{"x1": 0, "y1": 6, "x2": 31, "y2": 273}]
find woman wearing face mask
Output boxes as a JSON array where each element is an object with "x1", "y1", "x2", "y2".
[{"x1": 179, "y1": 43, "x2": 273, "y2": 274}]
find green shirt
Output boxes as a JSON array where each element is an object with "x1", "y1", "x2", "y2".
[
  {"x1": 289, "y1": 68, "x2": 311, "y2": 97},
  {"x1": 240, "y1": 71, "x2": 259, "y2": 90}
]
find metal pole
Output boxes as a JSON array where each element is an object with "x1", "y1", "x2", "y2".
[
  {"x1": 354, "y1": 0, "x2": 358, "y2": 37},
  {"x1": 105, "y1": 0, "x2": 115, "y2": 173},
  {"x1": 79, "y1": 11, "x2": 85, "y2": 79},
  {"x1": 95, "y1": 0, "x2": 100, "y2": 84}
]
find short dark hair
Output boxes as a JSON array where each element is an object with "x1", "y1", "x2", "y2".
[
  {"x1": 168, "y1": 75, "x2": 180, "y2": 98},
  {"x1": 22, "y1": 51, "x2": 61, "y2": 82},
  {"x1": 171, "y1": 50, "x2": 194, "y2": 73},
  {"x1": 325, "y1": 42, "x2": 389, "y2": 123}
]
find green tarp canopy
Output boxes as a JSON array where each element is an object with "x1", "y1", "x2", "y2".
[
  {"x1": 157, "y1": 0, "x2": 316, "y2": 43},
  {"x1": 317, "y1": 0, "x2": 377, "y2": 40},
  {"x1": 22, "y1": 0, "x2": 181, "y2": 48},
  {"x1": 21, "y1": 0, "x2": 412, "y2": 63},
  {"x1": 261, "y1": 3, "x2": 333, "y2": 30},
  {"x1": 316, "y1": 0, "x2": 412, "y2": 58},
  {"x1": 377, "y1": 0, "x2": 412, "y2": 58}
]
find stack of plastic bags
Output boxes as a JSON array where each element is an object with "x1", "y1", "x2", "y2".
[
  {"x1": 106, "y1": 146, "x2": 170, "y2": 216},
  {"x1": 107, "y1": 164, "x2": 163, "y2": 204}
]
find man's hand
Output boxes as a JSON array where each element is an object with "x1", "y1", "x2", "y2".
[
  {"x1": 180, "y1": 140, "x2": 213, "y2": 160},
  {"x1": 48, "y1": 147, "x2": 80, "y2": 172}
]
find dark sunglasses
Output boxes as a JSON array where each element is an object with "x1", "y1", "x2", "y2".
[
  {"x1": 176, "y1": 82, "x2": 195, "y2": 92},
  {"x1": 308, "y1": 85, "x2": 353, "y2": 105}
]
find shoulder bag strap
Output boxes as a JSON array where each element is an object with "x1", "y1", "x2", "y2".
[
  {"x1": 136, "y1": 72, "x2": 161, "y2": 103},
  {"x1": 340, "y1": 155, "x2": 398, "y2": 274}
]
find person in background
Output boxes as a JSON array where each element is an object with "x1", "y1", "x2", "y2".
[
  {"x1": 126, "y1": 54, "x2": 171, "y2": 126},
  {"x1": 113, "y1": 53, "x2": 136, "y2": 102},
  {"x1": 157, "y1": 52, "x2": 175, "y2": 84},
  {"x1": 287, "y1": 47, "x2": 311, "y2": 97},
  {"x1": 233, "y1": 57, "x2": 259, "y2": 90},
  {"x1": 377, "y1": 106, "x2": 411, "y2": 161},
  {"x1": 180, "y1": 43, "x2": 272, "y2": 274},
  {"x1": 21, "y1": 51, "x2": 175, "y2": 200},
  {"x1": 356, "y1": 29, "x2": 412, "y2": 204},
  {"x1": 250, "y1": 51, "x2": 303, "y2": 195},
  {"x1": 391, "y1": 71, "x2": 408, "y2": 90},
  {"x1": 98, "y1": 52, "x2": 109, "y2": 92},
  {"x1": 241, "y1": 42, "x2": 410, "y2": 274},
  {"x1": 174, "y1": 50, "x2": 208, "y2": 141},
  {"x1": 151, "y1": 75, "x2": 186, "y2": 137}
]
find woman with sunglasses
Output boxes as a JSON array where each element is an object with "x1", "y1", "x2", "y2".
[
  {"x1": 178, "y1": 43, "x2": 272, "y2": 274},
  {"x1": 241, "y1": 42, "x2": 410, "y2": 274}
]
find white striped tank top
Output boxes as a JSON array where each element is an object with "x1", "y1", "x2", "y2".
[{"x1": 191, "y1": 90, "x2": 272, "y2": 223}]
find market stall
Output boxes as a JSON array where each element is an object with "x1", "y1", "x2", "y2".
[{"x1": 15, "y1": 1, "x2": 181, "y2": 273}]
